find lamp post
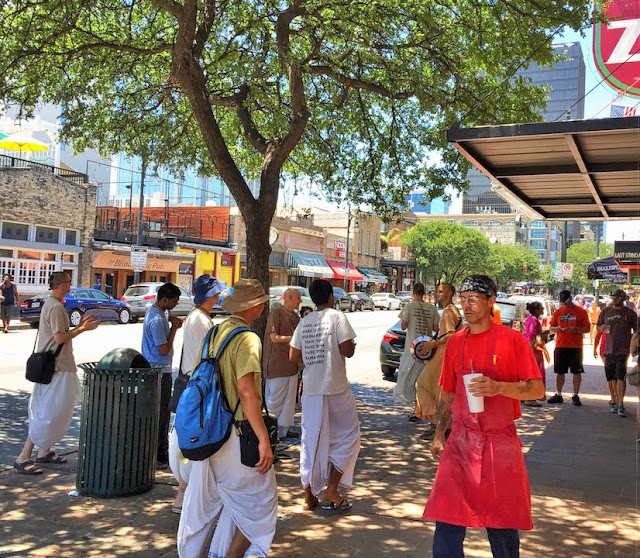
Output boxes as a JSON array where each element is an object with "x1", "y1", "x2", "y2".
[
  {"x1": 343, "y1": 206, "x2": 352, "y2": 292},
  {"x1": 125, "y1": 183, "x2": 133, "y2": 227},
  {"x1": 134, "y1": 157, "x2": 147, "y2": 284}
]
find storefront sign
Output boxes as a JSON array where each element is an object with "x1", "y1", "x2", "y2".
[
  {"x1": 631, "y1": 276, "x2": 640, "y2": 286},
  {"x1": 614, "y1": 240, "x2": 640, "y2": 264},
  {"x1": 92, "y1": 251, "x2": 181, "y2": 273},
  {"x1": 593, "y1": 0, "x2": 640, "y2": 98},
  {"x1": 334, "y1": 240, "x2": 346, "y2": 250},
  {"x1": 336, "y1": 250, "x2": 346, "y2": 259}
]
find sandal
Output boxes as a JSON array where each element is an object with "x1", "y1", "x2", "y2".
[
  {"x1": 14, "y1": 460, "x2": 43, "y2": 475},
  {"x1": 321, "y1": 498, "x2": 352, "y2": 513},
  {"x1": 35, "y1": 452, "x2": 67, "y2": 464}
]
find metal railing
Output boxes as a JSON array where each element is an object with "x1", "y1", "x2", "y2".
[{"x1": 0, "y1": 154, "x2": 88, "y2": 185}]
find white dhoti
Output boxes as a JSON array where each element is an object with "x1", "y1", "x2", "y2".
[
  {"x1": 28, "y1": 371, "x2": 80, "y2": 450},
  {"x1": 177, "y1": 430, "x2": 278, "y2": 558},
  {"x1": 169, "y1": 425, "x2": 192, "y2": 484},
  {"x1": 265, "y1": 375, "x2": 298, "y2": 438},
  {"x1": 300, "y1": 389, "x2": 361, "y2": 497},
  {"x1": 392, "y1": 351, "x2": 423, "y2": 405}
]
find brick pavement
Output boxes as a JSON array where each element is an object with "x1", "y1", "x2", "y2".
[{"x1": 1, "y1": 355, "x2": 638, "y2": 557}]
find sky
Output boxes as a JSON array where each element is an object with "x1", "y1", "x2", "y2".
[{"x1": 288, "y1": 22, "x2": 640, "y2": 244}]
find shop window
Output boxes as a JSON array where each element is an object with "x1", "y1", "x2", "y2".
[
  {"x1": 43, "y1": 252, "x2": 57, "y2": 262},
  {"x1": 1, "y1": 222, "x2": 28, "y2": 241},
  {"x1": 39, "y1": 262, "x2": 58, "y2": 285},
  {"x1": 18, "y1": 250, "x2": 40, "y2": 260},
  {"x1": 19, "y1": 261, "x2": 37, "y2": 284},
  {"x1": 63, "y1": 254, "x2": 76, "y2": 263},
  {"x1": 65, "y1": 229, "x2": 78, "y2": 245},
  {"x1": 0, "y1": 260, "x2": 16, "y2": 278},
  {"x1": 464, "y1": 220, "x2": 479, "y2": 227},
  {"x1": 36, "y1": 226, "x2": 60, "y2": 244},
  {"x1": 0, "y1": 248, "x2": 13, "y2": 258}
]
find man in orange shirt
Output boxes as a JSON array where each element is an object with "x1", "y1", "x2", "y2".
[
  {"x1": 489, "y1": 304, "x2": 501, "y2": 325},
  {"x1": 547, "y1": 290, "x2": 591, "y2": 406},
  {"x1": 587, "y1": 301, "x2": 601, "y2": 345}
]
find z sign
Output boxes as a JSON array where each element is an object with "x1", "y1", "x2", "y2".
[{"x1": 593, "y1": 0, "x2": 640, "y2": 98}]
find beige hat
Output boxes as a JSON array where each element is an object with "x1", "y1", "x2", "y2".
[{"x1": 221, "y1": 278, "x2": 270, "y2": 312}]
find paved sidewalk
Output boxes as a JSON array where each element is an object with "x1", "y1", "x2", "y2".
[{"x1": 1, "y1": 358, "x2": 638, "y2": 557}]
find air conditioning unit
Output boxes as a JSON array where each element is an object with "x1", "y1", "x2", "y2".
[{"x1": 164, "y1": 235, "x2": 177, "y2": 251}]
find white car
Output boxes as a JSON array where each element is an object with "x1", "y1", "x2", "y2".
[
  {"x1": 370, "y1": 292, "x2": 402, "y2": 310},
  {"x1": 269, "y1": 286, "x2": 316, "y2": 314}
]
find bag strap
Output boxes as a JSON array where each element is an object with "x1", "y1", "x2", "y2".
[{"x1": 32, "y1": 315, "x2": 65, "y2": 357}]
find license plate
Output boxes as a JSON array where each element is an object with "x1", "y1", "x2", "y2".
[{"x1": 31, "y1": 302, "x2": 40, "y2": 308}]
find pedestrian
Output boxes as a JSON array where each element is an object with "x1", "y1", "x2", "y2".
[
  {"x1": 593, "y1": 289, "x2": 637, "y2": 417},
  {"x1": 587, "y1": 300, "x2": 601, "y2": 345},
  {"x1": 141, "y1": 282, "x2": 183, "y2": 469},
  {"x1": 547, "y1": 290, "x2": 590, "y2": 406},
  {"x1": 415, "y1": 282, "x2": 462, "y2": 437},
  {"x1": 177, "y1": 278, "x2": 276, "y2": 558},
  {"x1": 290, "y1": 279, "x2": 360, "y2": 512},
  {"x1": 522, "y1": 301, "x2": 548, "y2": 407},
  {"x1": 14, "y1": 272, "x2": 99, "y2": 475},
  {"x1": 168, "y1": 274, "x2": 223, "y2": 514},
  {"x1": 1, "y1": 273, "x2": 19, "y2": 333},
  {"x1": 263, "y1": 287, "x2": 302, "y2": 440},
  {"x1": 393, "y1": 282, "x2": 439, "y2": 421},
  {"x1": 423, "y1": 274, "x2": 544, "y2": 558},
  {"x1": 489, "y1": 302, "x2": 501, "y2": 325}
]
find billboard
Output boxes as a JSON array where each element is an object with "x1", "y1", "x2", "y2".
[{"x1": 593, "y1": 0, "x2": 640, "y2": 98}]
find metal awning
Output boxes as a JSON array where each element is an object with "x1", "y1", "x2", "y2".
[
  {"x1": 287, "y1": 250, "x2": 333, "y2": 278},
  {"x1": 325, "y1": 260, "x2": 365, "y2": 282},
  {"x1": 448, "y1": 116, "x2": 640, "y2": 221}
]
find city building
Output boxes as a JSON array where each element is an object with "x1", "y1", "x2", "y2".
[{"x1": 0, "y1": 162, "x2": 96, "y2": 298}]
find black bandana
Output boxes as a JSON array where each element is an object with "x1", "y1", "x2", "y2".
[{"x1": 459, "y1": 275, "x2": 497, "y2": 298}]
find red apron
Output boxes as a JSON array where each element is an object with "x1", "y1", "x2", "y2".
[{"x1": 423, "y1": 326, "x2": 533, "y2": 530}]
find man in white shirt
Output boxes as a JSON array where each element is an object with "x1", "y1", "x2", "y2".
[
  {"x1": 290, "y1": 279, "x2": 360, "y2": 513},
  {"x1": 169, "y1": 274, "x2": 224, "y2": 514}
]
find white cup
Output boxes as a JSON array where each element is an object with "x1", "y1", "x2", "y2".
[{"x1": 463, "y1": 373, "x2": 484, "y2": 413}]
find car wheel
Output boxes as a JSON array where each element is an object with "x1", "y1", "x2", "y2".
[
  {"x1": 130, "y1": 316, "x2": 139, "y2": 324},
  {"x1": 382, "y1": 365, "x2": 396, "y2": 379},
  {"x1": 69, "y1": 309, "x2": 83, "y2": 327},
  {"x1": 118, "y1": 308, "x2": 131, "y2": 324},
  {"x1": 30, "y1": 321, "x2": 39, "y2": 329},
  {"x1": 370, "y1": 304, "x2": 375, "y2": 311}
]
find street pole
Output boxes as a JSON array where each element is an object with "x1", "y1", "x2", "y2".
[
  {"x1": 595, "y1": 223, "x2": 600, "y2": 301},
  {"x1": 134, "y1": 156, "x2": 147, "y2": 284},
  {"x1": 561, "y1": 221, "x2": 568, "y2": 289},
  {"x1": 343, "y1": 206, "x2": 352, "y2": 292}
]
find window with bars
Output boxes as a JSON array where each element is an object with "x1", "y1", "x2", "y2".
[
  {"x1": 35, "y1": 226, "x2": 60, "y2": 244},
  {"x1": 1, "y1": 222, "x2": 28, "y2": 241},
  {"x1": 65, "y1": 230, "x2": 78, "y2": 245},
  {"x1": 0, "y1": 259, "x2": 16, "y2": 278}
]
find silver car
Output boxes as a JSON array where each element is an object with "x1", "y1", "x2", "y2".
[{"x1": 122, "y1": 282, "x2": 194, "y2": 320}]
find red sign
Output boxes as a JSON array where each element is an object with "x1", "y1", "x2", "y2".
[
  {"x1": 336, "y1": 250, "x2": 346, "y2": 259},
  {"x1": 593, "y1": 0, "x2": 640, "y2": 98}
]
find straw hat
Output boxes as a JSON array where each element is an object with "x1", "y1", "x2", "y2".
[{"x1": 221, "y1": 278, "x2": 270, "y2": 312}]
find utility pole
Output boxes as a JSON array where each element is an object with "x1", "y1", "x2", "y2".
[
  {"x1": 595, "y1": 223, "x2": 600, "y2": 301},
  {"x1": 561, "y1": 221, "x2": 568, "y2": 289},
  {"x1": 343, "y1": 206, "x2": 352, "y2": 292},
  {"x1": 134, "y1": 156, "x2": 147, "y2": 284}
]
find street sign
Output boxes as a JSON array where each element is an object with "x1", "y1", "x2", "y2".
[
  {"x1": 632, "y1": 276, "x2": 640, "y2": 286},
  {"x1": 131, "y1": 246, "x2": 147, "y2": 272},
  {"x1": 551, "y1": 261, "x2": 563, "y2": 280},
  {"x1": 562, "y1": 263, "x2": 574, "y2": 279},
  {"x1": 593, "y1": 0, "x2": 640, "y2": 98}
]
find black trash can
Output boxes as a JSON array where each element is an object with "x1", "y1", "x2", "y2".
[{"x1": 76, "y1": 349, "x2": 164, "y2": 497}]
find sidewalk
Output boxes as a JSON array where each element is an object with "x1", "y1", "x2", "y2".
[{"x1": 1, "y1": 358, "x2": 638, "y2": 557}]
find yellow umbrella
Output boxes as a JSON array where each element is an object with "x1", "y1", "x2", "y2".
[{"x1": 0, "y1": 131, "x2": 49, "y2": 157}]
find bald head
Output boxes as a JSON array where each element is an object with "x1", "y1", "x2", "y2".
[{"x1": 283, "y1": 288, "x2": 302, "y2": 311}]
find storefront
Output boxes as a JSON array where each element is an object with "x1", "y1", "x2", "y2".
[
  {"x1": 177, "y1": 241, "x2": 240, "y2": 289},
  {"x1": 356, "y1": 266, "x2": 389, "y2": 292},
  {"x1": 92, "y1": 246, "x2": 194, "y2": 299},
  {"x1": 325, "y1": 260, "x2": 365, "y2": 292},
  {"x1": 287, "y1": 250, "x2": 333, "y2": 288}
]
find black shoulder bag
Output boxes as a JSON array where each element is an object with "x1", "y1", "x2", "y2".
[{"x1": 25, "y1": 326, "x2": 64, "y2": 385}]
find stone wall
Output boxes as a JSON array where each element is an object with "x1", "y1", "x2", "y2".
[{"x1": 0, "y1": 167, "x2": 97, "y2": 288}]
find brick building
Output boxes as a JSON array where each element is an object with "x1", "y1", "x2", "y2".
[{"x1": 0, "y1": 163, "x2": 96, "y2": 299}]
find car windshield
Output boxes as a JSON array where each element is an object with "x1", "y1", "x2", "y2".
[
  {"x1": 496, "y1": 302, "x2": 516, "y2": 321},
  {"x1": 397, "y1": 291, "x2": 411, "y2": 297},
  {"x1": 333, "y1": 288, "x2": 346, "y2": 296},
  {"x1": 124, "y1": 286, "x2": 152, "y2": 297}
]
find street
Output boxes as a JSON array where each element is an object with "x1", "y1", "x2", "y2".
[{"x1": 0, "y1": 308, "x2": 402, "y2": 467}]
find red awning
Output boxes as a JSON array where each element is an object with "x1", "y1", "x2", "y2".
[{"x1": 325, "y1": 260, "x2": 365, "y2": 281}]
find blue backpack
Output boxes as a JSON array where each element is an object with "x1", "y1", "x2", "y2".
[{"x1": 174, "y1": 324, "x2": 250, "y2": 461}]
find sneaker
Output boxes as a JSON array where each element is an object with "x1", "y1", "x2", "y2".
[
  {"x1": 547, "y1": 394, "x2": 564, "y2": 404},
  {"x1": 608, "y1": 400, "x2": 616, "y2": 406},
  {"x1": 571, "y1": 395, "x2": 582, "y2": 406},
  {"x1": 408, "y1": 413, "x2": 419, "y2": 423},
  {"x1": 610, "y1": 404, "x2": 619, "y2": 414},
  {"x1": 617, "y1": 405, "x2": 626, "y2": 417}
]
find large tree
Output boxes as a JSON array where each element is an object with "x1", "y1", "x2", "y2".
[
  {"x1": 402, "y1": 221, "x2": 498, "y2": 289},
  {"x1": 0, "y1": 0, "x2": 592, "y2": 331},
  {"x1": 566, "y1": 241, "x2": 614, "y2": 291},
  {"x1": 491, "y1": 243, "x2": 542, "y2": 291}
]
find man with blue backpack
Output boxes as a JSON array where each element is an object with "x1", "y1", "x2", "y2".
[{"x1": 176, "y1": 278, "x2": 277, "y2": 558}]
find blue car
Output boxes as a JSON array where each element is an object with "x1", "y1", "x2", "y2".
[{"x1": 20, "y1": 288, "x2": 132, "y2": 327}]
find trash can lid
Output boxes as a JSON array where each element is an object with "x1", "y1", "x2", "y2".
[{"x1": 97, "y1": 348, "x2": 151, "y2": 370}]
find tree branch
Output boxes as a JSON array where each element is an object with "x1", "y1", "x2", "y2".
[
  {"x1": 309, "y1": 65, "x2": 413, "y2": 99},
  {"x1": 234, "y1": 84, "x2": 269, "y2": 155},
  {"x1": 194, "y1": 0, "x2": 216, "y2": 58}
]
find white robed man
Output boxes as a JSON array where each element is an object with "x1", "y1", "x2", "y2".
[
  {"x1": 169, "y1": 274, "x2": 224, "y2": 514},
  {"x1": 290, "y1": 279, "x2": 361, "y2": 512},
  {"x1": 263, "y1": 287, "x2": 302, "y2": 440},
  {"x1": 177, "y1": 279, "x2": 277, "y2": 558}
]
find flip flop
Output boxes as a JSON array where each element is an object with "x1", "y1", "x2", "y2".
[
  {"x1": 35, "y1": 452, "x2": 67, "y2": 464},
  {"x1": 321, "y1": 498, "x2": 352, "y2": 513},
  {"x1": 14, "y1": 460, "x2": 43, "y2": 475}
]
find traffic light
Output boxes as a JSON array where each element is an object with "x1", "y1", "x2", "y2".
[{"x1": 523, "y1": 263, "x2": 528, "y2": 272}]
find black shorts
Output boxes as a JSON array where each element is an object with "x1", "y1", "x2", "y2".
[
  {"x1": 554, "y1": 347, "x2": 584, "y2": 374},
  {"x1": 604, "y1": 354, "x2": 628, "y2": 381}
]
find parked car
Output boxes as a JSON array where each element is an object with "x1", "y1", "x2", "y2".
[
  {"x1": 496, "y1": 296, "x2": 557, "y2": 339},
  {"x1": 20, "y1": 288, "x2": 132, "y2": 327},
  {"x1": 269, "y1": 285, "x2": 316, "y2": 314},
  {"x1": 370, "y1": 292, "x2": 402, "y2": 310},
  {"x1": 122, "y1": 282, "x2": 194, "y2": 320},
  {"x1": 333, "y1": 286, "x2": 355, "y2": 312},
  {"x1": 348, "y1": 292, "x2": 375, "y2": 311},
  {"x1": 380, "y1": 319, "x2": 406, "y2": 378},
  {"x1": 395, "y1": 290, "x2": 413, "y2": 307}
]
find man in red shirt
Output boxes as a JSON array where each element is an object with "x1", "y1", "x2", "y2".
[
  {"x1": 424, "y1": 275, "x2": 543, "y2": 558},
  {"x1": 548, "y1": 290, "x2": 591, "y2": 406}
]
